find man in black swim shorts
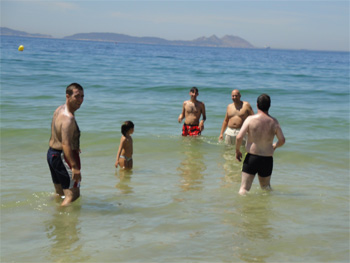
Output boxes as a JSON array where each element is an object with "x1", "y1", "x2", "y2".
[
  {"x1": 242, "y1": 153, "x2": 273, "y2": 178},
  {"x1": 235, "y1": 94, "x2": 285, "y2": 195},
  {"x1": 47, "y1": 83, "x2": 84, "y2": 206}
]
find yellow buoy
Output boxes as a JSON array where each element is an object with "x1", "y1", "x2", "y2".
[{"x1": 18, "y1": 45, "x2": 24, "y2": 51}]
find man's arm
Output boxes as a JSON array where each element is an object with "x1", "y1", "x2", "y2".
[
  {"x1": 246, "y1": 102, "x2": 254, "y2": 116},
  {"x1": 219, "y1": 107, "x2": 229, "y2": 140},
  {"x1": 235, "y1": 117, "x2": 250, "y2": 161},
  {"x1": 273, "y1": 122, "x2": 285, "y2": 150},
  {"x1": 178, "y1": 101, "x2": 186, "y2": 123},
  {"x1": 199, "y1": 102, "x2": 206, "y2": 131},
  {"x1": 61, "y1": 116, "x2": 81, "y2": 183}
]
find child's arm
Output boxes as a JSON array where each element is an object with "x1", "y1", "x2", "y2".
[{"x1": 115, "y1": 136, "x2": 125, "y2": 168}]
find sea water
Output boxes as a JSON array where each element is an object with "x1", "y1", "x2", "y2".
[{"x1": 1, "y1": 36, "x2": 349, "y2": 262}]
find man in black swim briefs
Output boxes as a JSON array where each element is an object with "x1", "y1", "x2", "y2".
[
  {"x1": 242, "y1": 153, "x2": 273, "y2": 178},
  {"x1": 235, "y1": 94, "x2": 285, "y2": 195},
  {"x1": 47, "y1": 83, "x2": 84, "y2": 206}
]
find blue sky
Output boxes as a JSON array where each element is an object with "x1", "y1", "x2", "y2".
[{"x1": 1, "y1": 0, "x2": 349, "y2": 51}]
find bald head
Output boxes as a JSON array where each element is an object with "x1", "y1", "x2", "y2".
[{"x1": 231, "y1": 89, "x2": 241, "y2": 102}]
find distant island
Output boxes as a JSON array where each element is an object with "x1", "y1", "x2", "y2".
[
  {"x1": 63, "y1": 32, "x2": 254, "y2": 48},
  {"x1": 0, "y1": 27, "x2": 254, "y2": 48},
  {"x1": 0, "y1": 27, "x2": 52, "y2": 38}
]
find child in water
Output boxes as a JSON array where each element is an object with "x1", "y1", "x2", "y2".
[{"x1": 115, "y1": 121, "x2": 134, "y2": 170}]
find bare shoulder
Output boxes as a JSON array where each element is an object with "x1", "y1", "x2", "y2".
[
  {"x1": 269, "y1": 114, "x2": 279, "y2": 123},
  {"x1": 196, "y1": 100, "x2": 205, "y2": 106},
  {"x1": 245, "y1": 114, "x2": 254, "y2": 123},
  {"x1": 63, "y1": 112, "x2": 75, "y2": 122},
  {"x1": 227, "y1": 102, "x2": 235, "y2": 110},
  {"x1": 56, "y1": 105, "x2": 73, "y2": 119},
  {"x1": 273, "y1": 117, "x2": 281, "y2": 127},
  {"x1": 120, "y1": 135, "x2": 127, "y2": 145},
  {"x1": 243, "y1": 101, "x2": 252, "y2": 108},
  {"x1": 60, "y1": 112, "x2": 76, "y2": 130},
  {"x1": 267, "y1": 114, "x2": 281, "y2": 130},
  {"x1": 53, "y1": 105, "x2": 64, "y2": 117},
  {"x1": 54, "y1": 105, "x2": 62, "y2": 113}
]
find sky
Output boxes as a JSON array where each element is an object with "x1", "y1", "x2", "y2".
[{"x1": 1, "y1": 0, "x2": 349, "y2": 51}]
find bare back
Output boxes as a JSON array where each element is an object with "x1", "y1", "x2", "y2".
[
  {"x1": 245, "y1": 113, "x2": 280, "y2": 156},
  {"x1": 120, "y1": 136, "x2": 133, "y2": 158},
  {"x1": 49, "y1": 105, "x2": 80, "y2": 150}
]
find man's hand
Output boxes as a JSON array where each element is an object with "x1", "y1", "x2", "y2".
[
  {"x1": 236, "y1": 150, "x2": 242, "y2": 162},
  {"x1": 199, "y1": 120, "x2": 204, "y2": 131},
  {"x1": 72, "y1": 168, "x2": 81, "y2": 183}
]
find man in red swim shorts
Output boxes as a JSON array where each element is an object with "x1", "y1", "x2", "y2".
[
  {"x1": 182, "y1": 123, "x2": 202, "y2": 136},
  {"x1": 178, "y1": 87, "x2": 206, "y2": 136}
]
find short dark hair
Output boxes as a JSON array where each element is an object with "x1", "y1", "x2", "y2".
[
  {"x1": 66, "y1": 83, "x2": 83, "y2": 95},
  {"x1": 257, "y1": 94, "x2": 271, "y2": 112},
  {"x1": 121, "y1": 121, "x2": 134, "y2": 136},
  {"x1": 190, "y1": 87, "x2": 198, "y2": 93}
]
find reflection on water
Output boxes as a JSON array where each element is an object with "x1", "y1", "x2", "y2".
[
  {"x1": 232, "y1": 194, "x2": 273, "y2": 263},
  {"x1": 115, "y1": 169, "x2": 134, "y2": 194},
  {"x1": 45, "y1": 204, "x2": 90, "y2": 262},
  {"x1": 177, "y1": 137, "x2": 206, "y2": 191},
  {"x1": 220, "y1": 145, "x2": 244, "y2": 187}
]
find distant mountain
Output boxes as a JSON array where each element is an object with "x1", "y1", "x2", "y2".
[
  {"x1": 0, "y1": 27, "x2": 52, "y2": 38},
  {"x1": 0, "y1": 27, "x2": 254, "y2": 48},
  {"x1": 64, "y1": 32, "x2": 255, "y2": 48},
  {"x1": 191, "y1": 35, "x2": 253, "y2": 48},
  {"x1": 63, "y1": 32, "x2": 170, "y2": 45}
]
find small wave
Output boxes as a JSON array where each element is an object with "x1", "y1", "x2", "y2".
[{"x1": 30, "y1": 95, "x2": 56, "y2": 100}]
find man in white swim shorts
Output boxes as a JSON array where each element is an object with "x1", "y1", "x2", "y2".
[{"x1": 219, "y1": 89, "x2": 254, "y2": 145}]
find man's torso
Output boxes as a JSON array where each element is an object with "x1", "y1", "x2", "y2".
[
  {"x1": 227, "y1": 101, "x2": 251, "y2": 129},
  {"x1": 49, "y1": 105, "x2": 80, "y2": 150},
  {"x1": 184, "y1": 100, "x2": 203, "y2": 125}
]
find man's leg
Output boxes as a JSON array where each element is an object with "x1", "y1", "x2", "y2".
[
  {"x1": 239, "y1": 172, "x2": 255, "y2": 195},
  {"x1": 258, "y1": 176, "x2": 272, "y2": 191},
  {"x1": 225, "y1": 134, "x2": 235, "y2": 145},
  {"x1": 54, "y1": 183, "x2": 64, "y2": 196},
  {"x1": 51, "y1": 184, "x2": 65, "y2": 203},
  {"x1": 61, "y1": 188, "x2": 80, "y2": 206}
]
